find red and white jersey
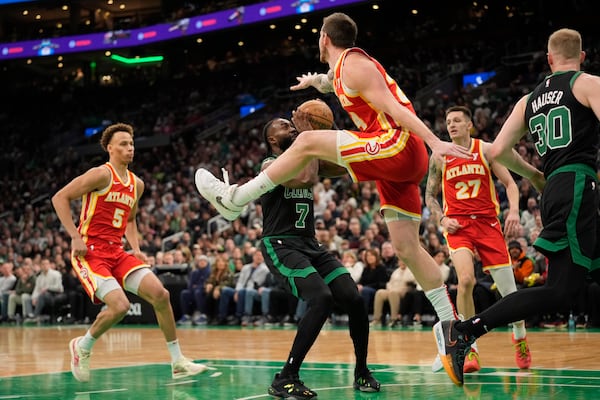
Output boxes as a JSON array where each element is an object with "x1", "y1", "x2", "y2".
[
  {"x1": 78, "y1": 162, "x2": 138, "y2": 243},
  {"x1": 333, "y1": 47, "x2": 415, "y2": 134},
  {"x1": 442, "y1": 139, "x2": 499, "y2": 217}
]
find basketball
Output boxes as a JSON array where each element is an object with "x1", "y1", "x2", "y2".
[{"x1": 297, "y1": 99, "x2": 334, "y2": 130}]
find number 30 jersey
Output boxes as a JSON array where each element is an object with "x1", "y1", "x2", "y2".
[
  {"x1": 442, "y1": 139, "x2": 499, "y2": 218},
  {"x1": 524, "y1": 70, "x2": 598, "y2": 177}
]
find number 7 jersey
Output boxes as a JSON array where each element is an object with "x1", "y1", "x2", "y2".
[
  {"x1": 442, "y1": 139, "x2": 499, "y2": 218},
  {"x1": 78, "y1": 162, "x2": 138, "y2": 243}
]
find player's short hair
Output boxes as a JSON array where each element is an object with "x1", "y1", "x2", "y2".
[
  {"x1": 323, "y1": 12, "x2": 357, "y2": 48},
  {"x1": 548, "y1": 28, "x2": 582, "y2": 61},
  {"x1": 100, "y1": 123, "x2": 134, "y2": 152},
  {"x1": 445, "y1": 105, "x2": 472, "y2": 120},
  {"x1": 262, "y1": 118, "x2": 277, "y2": 155}
]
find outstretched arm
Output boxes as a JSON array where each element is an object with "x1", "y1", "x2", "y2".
[
  {"x1": 488, "y1": 96, "x2": 545, "y2": 192},
  {"x1": 290, "y1": 71, "x2": 334, "y2": 93},
  {"x1": 342, "y1": 53, "x2": 471, "y2": 159}
]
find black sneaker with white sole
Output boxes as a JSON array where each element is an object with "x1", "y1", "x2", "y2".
[
  {"x1": 268, "y1": 373, "x2": 317, "y2": 399},
  {"x1": 353, "y1": 370, "x2": 381, "y2": 392}
]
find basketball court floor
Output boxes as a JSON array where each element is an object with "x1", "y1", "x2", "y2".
[{"x1": 1, "y1": 324, "x2": 598, "y2": 399}]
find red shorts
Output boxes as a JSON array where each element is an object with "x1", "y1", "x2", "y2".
[
  {"x1": 338, "y1": 129, "x2": 428, "y2": 218},
  {"x1": 71, "y1": 239, "x2": 147, "y2": 304},
  {"x1": 443, "y1": 215, "x2": 511, "y2": 272}
]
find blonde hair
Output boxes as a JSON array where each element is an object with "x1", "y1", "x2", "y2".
[{"x1": 548, "y1": 28, "x2": 582, "y2": 61}]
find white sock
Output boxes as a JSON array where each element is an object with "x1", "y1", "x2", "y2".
[
  {"x1": 425, "y1": 285, "x2": 457, "y2": 321},
  {"x1": 232, "y1": 171, "x2": 276, "y2": 205},
  {"x1": 167, "y1": 339, "x2": 183, "y2": 363},
  {"x1": 489, "y1": 266, "x2": 518, "y2": 297},
  {"x1": 512, "y1": 320, "x2": 527, "y2": 340},
  {"x1": 78, "y1": 331, "x2": 97, "y2": 352}
]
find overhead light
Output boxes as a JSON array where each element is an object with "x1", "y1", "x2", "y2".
[{"x1": 110, "y1": 54, "x2": 164, "y2": 64}]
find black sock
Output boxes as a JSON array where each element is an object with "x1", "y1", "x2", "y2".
[{"x1": 455, "y1": 317, "x2": 488, "y2": 338}]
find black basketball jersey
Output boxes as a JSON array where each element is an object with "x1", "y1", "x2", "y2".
[
  {"x1": 525, "y1": 70, "x2": 599, "y2": 177},
  {"x1": 260, "y1": 158, "x2": 315, "y2": 237}
]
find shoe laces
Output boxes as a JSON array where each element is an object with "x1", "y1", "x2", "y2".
[
  {"x1": 466, "y1": 349, "x2": 479, "y2": 362},
  {"x1": 356, "y1": 370, "x2": 373, "y2": 385},
  {"x1": 453, "y1": 328, "x2": 474, "y2": 367},
  {"x1": 280, "y1": 374, "x2": 314, "y2": 394},
  {"x1": 221, "y1": 168, "x2": 230, "y2": 186},
  {"x1": 355, "y1": 370, "x2": 378, "y2": 387},
  {"x1": 514, "y1": 338, "x2": 529, "y2": 359},
  {"x1": 77, "y1": 347, "x2": 91, "y2": 367}
]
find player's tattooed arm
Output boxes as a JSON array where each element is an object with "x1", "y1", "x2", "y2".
[{"x1": 425, "y1": 156, "x2": 444, "y2": 225}]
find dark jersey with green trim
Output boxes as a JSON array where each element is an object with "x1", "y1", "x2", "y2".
[
  {"x1": 260, "y1": 157, "x2": 315, "y2": 237},
  {"x1": 525, "y1": 70, "x2": 599, "y2": 177}
]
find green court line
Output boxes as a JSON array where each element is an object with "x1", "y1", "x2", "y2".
[{"x1": 2, "y1": 359, "x2": 600, "y2": 400}]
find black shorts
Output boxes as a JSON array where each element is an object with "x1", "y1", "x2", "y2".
[
  {"x1": 259, "y1": 235, "x2": 349, "y2": 297},
  {"x1": 535, "y1": 165, "x2": 599, "y2": 271}
]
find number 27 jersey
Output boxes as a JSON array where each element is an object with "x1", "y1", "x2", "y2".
[{"x1": 442, "y1": 139, "x2": 499, "y2": 218}]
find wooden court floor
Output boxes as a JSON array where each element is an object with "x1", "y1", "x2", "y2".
[{"x1": 1, "y1": 323, "x2": 599, "y2": 399}]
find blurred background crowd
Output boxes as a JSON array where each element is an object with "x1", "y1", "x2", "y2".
[{"x1": 0, "y1": 0, "x2": 599, "y2": 328}]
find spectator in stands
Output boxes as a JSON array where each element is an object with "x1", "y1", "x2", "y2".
[
  {"x1": 254, "y1": 272, "x2": 279, "y2": 325},
  {"x1": 254, "y1": 272, "x2": 308, "y2": 327},
  {"x1": 346, "y1": 217, "x2": 363, "y2": 249},
  {"x1": 0, "y1": 262, "x2": 17, "y2": 322},
  {"x1": 517, "y1": 179, "x2": 539, "y2": 211},
  {"x1": 320, "y1": 207, "x2": 336, "y2": 230},
  {"x1": 178, "y1": 254, "x2": 211, "y2": 325},
  {"x1": 171, "y1": 248, "x2": 189, "y2": 267},
  {"x1": 220, "y1": 250, "x2": 269, "y2": 326},
  {"x1": 371, "y1": 259, "x2": 417, "y2": 327},
  {"x1": 520, "y1": 197, "x2": 540, "y2": 236},
  {"x1": 357, "y1": 249, "x2": 388, "y2": 315},
  {"x1": 7, "y1": 264, "x2": 36, "y2": 321},
  {"x1": 54, "y1": 263, "x2": 86, "y2": 324},
  {"x1": 204, "y1": 254, "x2": 235, "y2": 325},
  {"x1": 508, "y1": 240, "x2": 534, "y2": 288},
  {"x1": 24, "y1": 258, "x2": 63, "y2": 323},
  {"x1": 342, "y1": 250, "x2": 364, "y2": 283},
  {"x1": 379, "y1": 241, "x2": 398, "y2": 280}
]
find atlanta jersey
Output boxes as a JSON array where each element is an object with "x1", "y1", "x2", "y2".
[
  {"x1": 331, "y1": 47, "x2": 429, "y2": 217},
  {"x1": 442, "y1": 139, "x2": 499, "y2": 218},
  {"x1": 78, "y1": 162, "x2": 138, "y2": 243}
]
